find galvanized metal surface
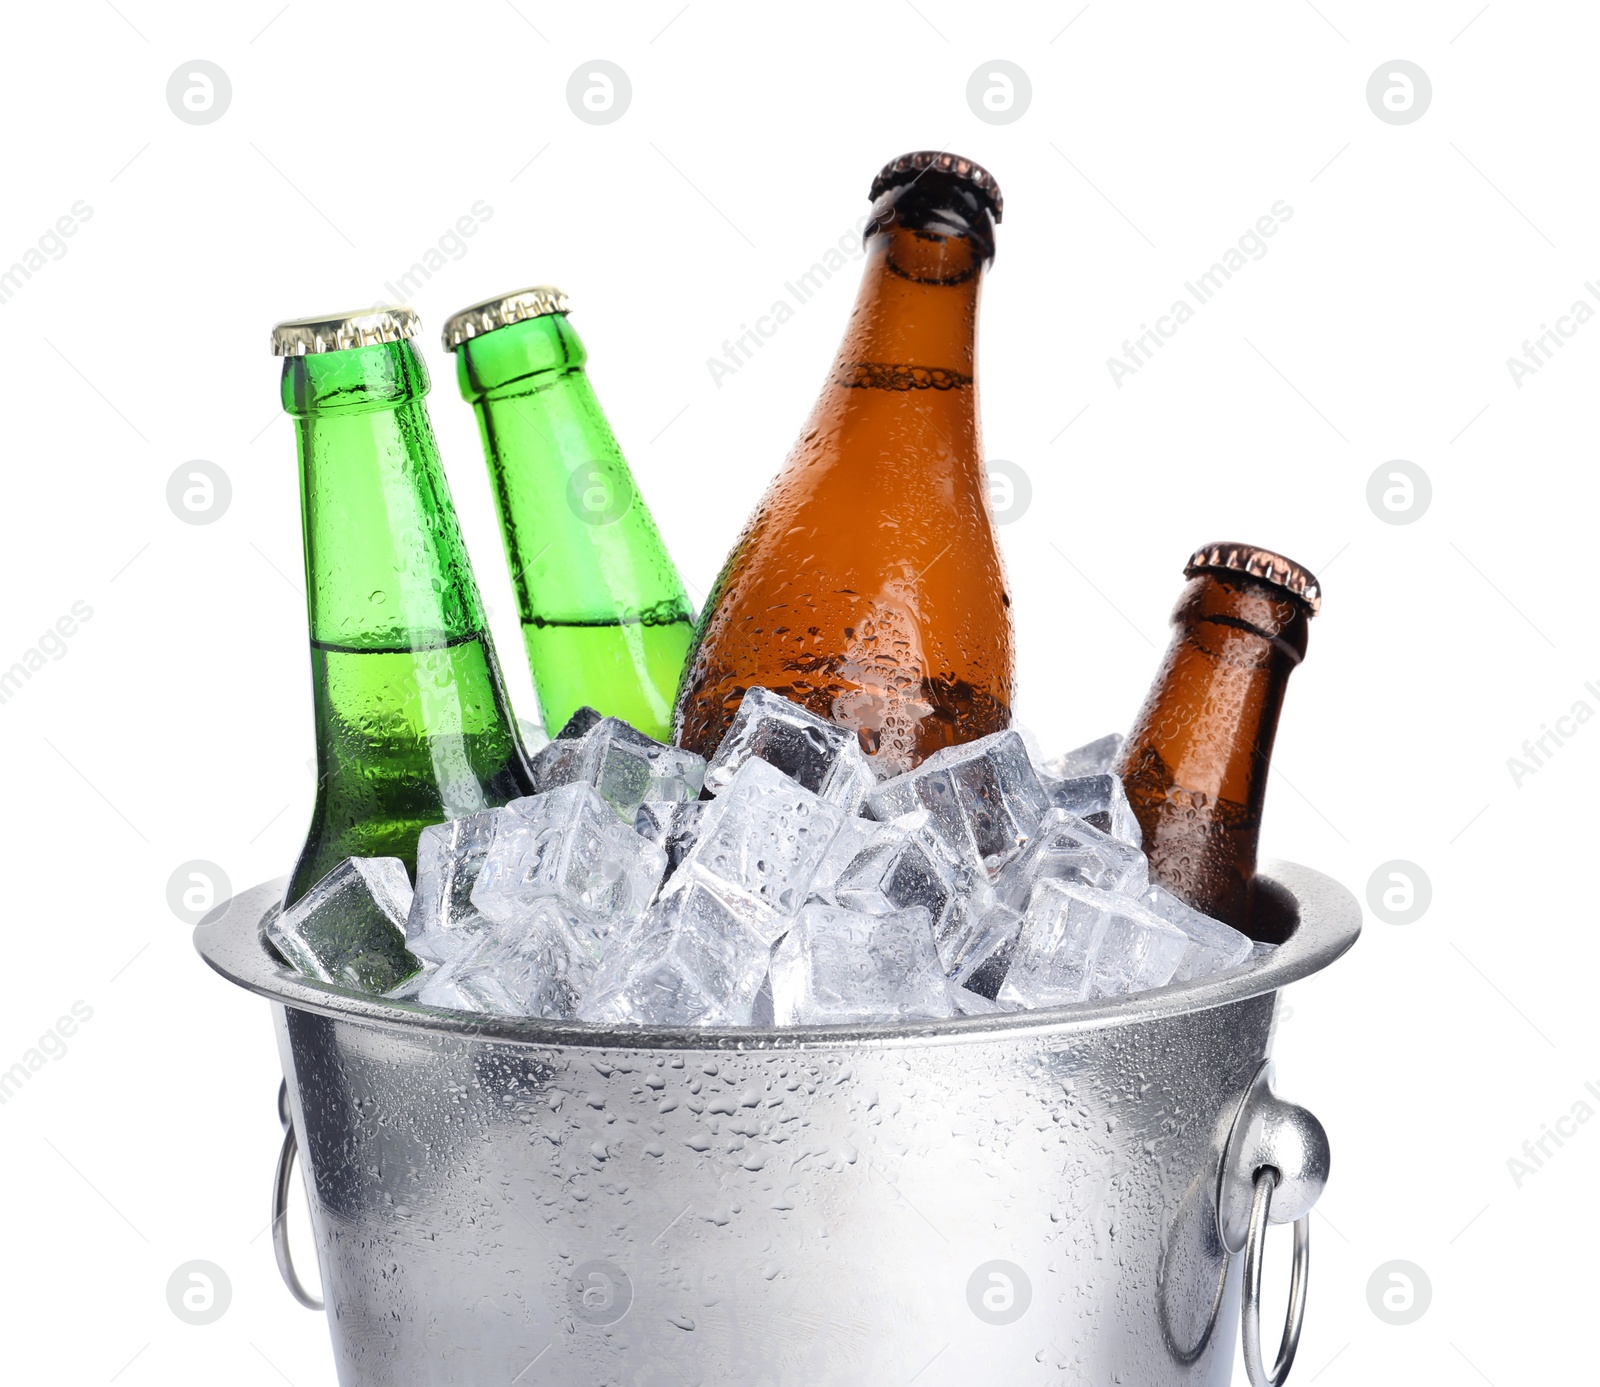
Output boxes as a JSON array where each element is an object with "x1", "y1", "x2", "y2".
[{"x1": 197, "y1": 859, "x2": 1359, "y2": 1387}]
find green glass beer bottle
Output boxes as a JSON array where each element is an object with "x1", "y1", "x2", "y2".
[
  {"x1": 443, "y1": 287, "x2": 694, "y2": 741},
  {"x1": 273, "y1": 306, "x2": 535, "y2": 906}
]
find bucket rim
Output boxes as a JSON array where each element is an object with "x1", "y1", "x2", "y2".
[{"x1": 192, "y1": 858, "x2": 1359, "y2": 1051}]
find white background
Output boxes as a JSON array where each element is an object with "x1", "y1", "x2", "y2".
[{"x1": 0, "y1": 1, "x2": 1591, "y2": 1382}]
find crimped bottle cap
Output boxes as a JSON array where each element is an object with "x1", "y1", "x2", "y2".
[
  {"x1": 442, "y1": 286, "x2": 571, "y2": 352},
  {"x1": 869, "y1": 150, "x2": 1003, "y2": 223},
  {"x1": 270, "y1": 305, "x2": 420, "y2": 357},
  {"x1": 1185, "y1": 541, "x2": 1322, "y2": 615}
]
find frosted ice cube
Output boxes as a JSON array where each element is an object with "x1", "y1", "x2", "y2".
[
  {"x1": 703, "y1": 686, "x2": 875, "y2": 811},
  {"x1": 1043, "y1": 732, "x2": 1123, "y2": 780},
  {"x1": 998, "y1": 879, "x2": 1188, "y2": 1008},
  {"x1": 992, "y1": 808, "x2": 1147, "y2": 911},
  {"x1": 268, "y1": 857, "x2": 419, "y2": 994},
  {"x1": 579, "y1": 879, "x2": 772, "y2": 1026},
  {"x1": 770, "y1": 903, "x2": 952, "y2": 1025},
  {"x1": 425, "y1": 899, "x2": 601, "y2": 1019},
  {"x1": 406, "y1": 809, "x2": 500, "y2": 945},
  {"x1": 634, "y1": 799, "x2": 720, "y2": 874},
  {"x1": 864, "y1": 729, "x2": 1049, "y2": 870},
  {"x1": 1140, "y1": 883, "x2": 1254, "y2": 981},
  {"x1": 666, "y1": 756, "x2": 845, "y2": 942},
  {"x1": 1046, "y1": 772, "x2": 1141, "y2": 846},
  {"x1": 472, "y1": 782, "x2": 665, "y2": 928},
  {"x1": 772, "y1": 902, "x2": 954, "y2": 1024},
  {"x1": 531, "y1": 715, "x2": 705, "y2": 819}
]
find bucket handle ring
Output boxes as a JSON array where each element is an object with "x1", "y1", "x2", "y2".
[
  {"x1": 272, "y1": 1078, "x2": 324, "y2": 1311},
  {"x1": 1240, "y1": 1166, "x2": 1309, "y2": 1387}
]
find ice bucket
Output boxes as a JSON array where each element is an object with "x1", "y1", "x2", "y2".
[{"x1": 194, "y1": 859, "x2": 1359, "y2": 1387}]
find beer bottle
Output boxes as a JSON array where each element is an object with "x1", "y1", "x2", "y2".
[
  {"x1": 444, "y1": 287, "x2": 694, "y2": 742},
  {"x1": 673, "y1": 151, "x2": 1014, "y2": 776},
  {"x1": 274, "y1": 307, "x2": 536, "y2": 906},
  {"x1": 1112, "y1": 543, "x2": 1320, "y2": 937}
]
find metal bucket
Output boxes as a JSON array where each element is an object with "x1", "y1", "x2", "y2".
[{"x1": 195, "y1": 859, "x2": 1359, "y2": 1387}]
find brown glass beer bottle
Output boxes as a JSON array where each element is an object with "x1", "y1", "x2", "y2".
[
  {"x1": 673, "y1": 151, "x2": 1014, "y2": 776},
  {"x1": 1113, "y1": 543, "x2": 1320, "y2": 938}
]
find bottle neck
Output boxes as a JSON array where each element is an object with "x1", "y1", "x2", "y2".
[
  {"x1": 283, "y1": 339, "x2": 487, "y2": 650},
  {"x1": 455, "y1": 311, "x2": 588, "y2": 403},
  {"x1": 1123, "y1": 572, "x2": 1308, "y2": 815},
  {"x1": 830, "y1": 224, "x2": 984, "y2": 386},
  {"x1": 455, "y1": 313, "x2": 608, "y2": 517}
]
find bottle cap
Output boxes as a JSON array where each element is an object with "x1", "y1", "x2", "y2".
[
  {"x1": 869, "y1": 151, "x2": 1003, "y2": 223},
  {"x1": 442, "y1": 286, "x2": 571, "y2": 352},
  {"x1": 1185, "y1": 542, "x2": 1321, "y2": 616},
  {"x1": 270, "y1": 306, "x2": 420, "y2": 357}
]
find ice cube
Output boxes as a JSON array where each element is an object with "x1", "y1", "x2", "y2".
[
  {"x1": 423, "y1": 899, "x2": 602, "y2": 1019},
  {"x1": 634, "y1": 799, "x2": 720, "y2": 874},
  {"x1": 998, "y1": 879, "x2": 1188, "y2": 1008},
  {"x1": 992, "y1": 808, "x2": 1147, "y2": 911},
  {"x1": 833, "y1": 810, "x2": 997, "y2": 974},
  {"x1": 1045, "y1": 772, "x2": 1141, "y2": 846},
  {"x1": 864, "y1": 729, "x2": 1049, "y2": 870},
  {"x1": 531, "y1": 715, "x2": 705, "y2": 820},
  {"x1": 807, "y1": 815, "x2": 889, "y2": 901},
  {"x1": 665, "y1": 756, "x2": 845, "y2": 942},
  {"x1": 517, "y1": 716, "x2": 550, "y2": 754},
  {"x1": 1014, "y1": 723, "x2": 1051, "y2": 778},
  {"x1": 415, "y1": 949, "x2": 477, "y2": 1010},
  {"x1": 579, "y1": 879, "x2": 772, "y2": 1026},
  {"x1": 526, "y1": 708, "x2": 599, "y2": 789},
  {"x1": 588, "y1": 718, "x2": 706, "y2": 818},
  {"x1": 268, "y1": 857, "x2": 420, "y2": 994},
  {"x1": 555, "y1": 707, "x2": 603, "y2": 740},
  {"x1": 1043, "y1": 732, "x2": 1123, "y2": 780},
  {"x1": 770, "y1": 903, "x2": 953, "y2": 1025},
  {"x1": 406, "y1": 809, "x2": 500, "y2": 945},
  {"x1": 703, "y1": 686, "x2": 875, "y2": 811},
  {"x1": 1139, "y1": 883, "x2": 1254, "y2": 981},
  {"x1": 472, "y1": 782, "x2": 666, "y2": 928},
  {"x1": 407, "y1": 925, "x2": 479, "y2": 966},
  {"x1": 832, "y1": 816, "x2": 952, "y2": 920},
  {"x1": 384, "y1": 961, "x2": 436, "y2": 1001},
  {"x1": 952, "y1": 987, "x2": 1023, "y2": 1016},
  {"x1": 952, "y1": 988, "x2": 1002, "y2": 1016},
  {"x1": 948, "y1": 901, "x2": 1023, "y2": 991},
  {"x1": 750, "y1": 972, "x2": 776, "y2": 1027},
  {"x1": 1089, "y1": 897, "x2": 1191, "y2": 999}
]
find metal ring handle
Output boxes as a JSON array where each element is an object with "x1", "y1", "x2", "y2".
[
  {"x1": 272, "y1": 1079, "x2": 324, "y2": 1311},
  {"x1": 1241, "y1": 1167, "x2": 1309, "y2": 1387}
]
